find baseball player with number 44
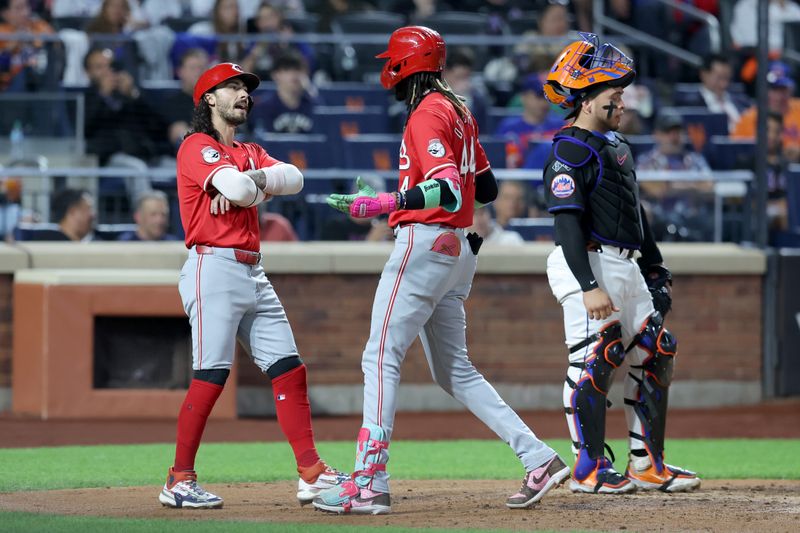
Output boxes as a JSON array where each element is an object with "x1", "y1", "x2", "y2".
[{"x1": 312, "y1": 26, "x2": 569, "y2": 515}]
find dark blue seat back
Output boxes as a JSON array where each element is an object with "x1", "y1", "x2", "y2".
[
  {"x1": 313, "y1": 106, "x2": 391, "y2": 139},
  {"x1": 318, "y1": 85, "x2": 389, "y2": 110},
  {"x1": 341, "y1": 134, "x2": 400, "y2": 170},
  {"x1": 257, "y1": 133, "x2": 337, "y2": 169}
]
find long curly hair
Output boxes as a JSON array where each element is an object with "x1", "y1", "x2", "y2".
[
  {"x1": 185, "y1": 100, "x2": 220, "y2": 142},
  {"x1": 404, "y1": 72, "x2": 468, "y2": 125}
]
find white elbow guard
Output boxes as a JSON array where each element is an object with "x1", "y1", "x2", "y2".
[{"x1": 262, "y1": 163, "x2": 304, "y2": 196}]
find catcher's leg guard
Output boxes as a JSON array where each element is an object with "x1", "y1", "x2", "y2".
[
  {"x1": 564, "y1": 322, "x2": 625, "y2": 483},
  {"x1": 624, "y1": 313, "x2": 676, "y2": 473}
]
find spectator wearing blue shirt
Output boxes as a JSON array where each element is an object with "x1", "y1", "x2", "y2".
[
  {"x1": 252, "y1": 49, "x2": 318, "y2": 134},
  {"x1": 495, "y1": 73, "x2": 564, "y2": 167},
  {"x1": 117, "y1": 190, "x2": 179, "y2": 241}
]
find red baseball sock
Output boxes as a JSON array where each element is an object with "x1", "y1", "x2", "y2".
[
  {"x1": 272, "y1": 364, "x2": 320, "y2": 468},
  {"x1": 173, "y1": 379, "x2": 224, "y2": 472}
]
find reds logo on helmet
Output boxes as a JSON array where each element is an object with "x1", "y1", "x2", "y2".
[{"x1": 376, "y1": 26, "x2": 446, "y2": 90}]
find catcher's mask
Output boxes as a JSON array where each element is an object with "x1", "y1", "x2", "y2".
[
  {"x1": 193, "y1": 62, "x2": 260, "y2": 107},
  {"x1": 544, "y1": 32, "x2": 635, "y2": 112},
  {"x1": 376, "y1": 25, "x2": 446, "y2": 90}
]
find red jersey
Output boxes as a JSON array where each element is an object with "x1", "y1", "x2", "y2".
[
  {"x1": 389, "y1": 92, "x2": 490, "y2": 228},
  {"x1": 177, "y1": 133, "x2": 280, "y2": 252}
]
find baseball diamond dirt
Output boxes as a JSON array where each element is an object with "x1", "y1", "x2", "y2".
[
  {"x1": 1, "y1": 480, "x2": 798, "y2": 532},
  {"x1": 1, "y1": 402, "x2": 799, "y2": 531}
]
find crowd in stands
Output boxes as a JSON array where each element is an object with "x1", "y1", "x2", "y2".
[{"x1": 0, "y1": 0, "x2": 798, "y2": 246}]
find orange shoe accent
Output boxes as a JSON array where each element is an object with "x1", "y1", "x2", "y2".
[
  {"x1": 626, "y1": 461, "x2": 700, "y2": 492},
  {"x1": 298, "y1": 461, "x2": 327, "y2": 484},
  {"x1": 167, "y1": 467, "x2": 197, "y2": 490}
]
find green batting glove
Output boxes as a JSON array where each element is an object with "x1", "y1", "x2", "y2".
[
  {"x1": 325, "y1": 176, "x2": 377, "y2": 213},
  {"x1": 326, "y1": 192, "x2": 358, "y2": 213}
]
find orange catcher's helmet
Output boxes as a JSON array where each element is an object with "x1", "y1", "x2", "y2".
[
  {"x1": 376, "y1": 26, "x2": 446, "y2": 89},
  {"x1": 193, "y1": 63, "x2": 260, "y2": 105},
  {"x1": 544, "y1": 32, "x2": 635, "y2": 110}
]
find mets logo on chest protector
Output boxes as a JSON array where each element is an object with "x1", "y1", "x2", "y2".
[{"x1": 551, "y1": 173, "x2": 575, "y2": 198}]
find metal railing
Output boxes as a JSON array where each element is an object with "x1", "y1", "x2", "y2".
[
  {"x1": 0, "y1": 166, "x2": 752, "y2": 242},
  {"x1": 592, "y1": 0, "x2": 723, "y2": 69}
]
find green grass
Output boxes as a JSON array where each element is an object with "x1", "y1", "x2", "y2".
[
  {"x1": 0, "y1": 438, "x2": 797, "y2": 493},
  {"x1": 0, "y1": 512, "x2": 522, "y2": 533}
]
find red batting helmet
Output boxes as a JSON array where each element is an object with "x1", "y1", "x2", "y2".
[
  {"x1": 376, "y1": 26, "x2": 446, "y2": 89},
  {"x1": 193, "y1": 63, "x2": 260, "y2": 105}
]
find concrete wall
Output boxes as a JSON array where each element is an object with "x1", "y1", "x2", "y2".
[{"x1": 0, "y1": 242, "x2": 766, "y2": 416}]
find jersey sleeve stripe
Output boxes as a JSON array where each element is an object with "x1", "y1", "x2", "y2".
[
  {"x1": 202, "y1": 164, "x2": 238, "y2": 191},
  {"x1": 423, "y1": 162, "x2": 457, "y2": 180},
  {"x1": 476, "y1": 164, "x2": 491, "y2": 175}
]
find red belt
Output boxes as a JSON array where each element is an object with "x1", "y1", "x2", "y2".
[{"x1": 195, "y1": 245, "x2": 261, "y2": 265}]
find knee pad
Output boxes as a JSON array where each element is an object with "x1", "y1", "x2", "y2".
[
  {"x1": 353, "y1": 424, "x2": 389, "y2": 488},
  {"x1": 630, "y1": 313, "x2": 677, "y2": 387},
  {"x1": 567, "y1": 322, "x2": 624, "y2": 473},
  {"x1": 267, "y1": 356, "x2": 303, "y2": 379},
  {"x1": 193, "y1": 369, "x2": 230, "y2": 386}
]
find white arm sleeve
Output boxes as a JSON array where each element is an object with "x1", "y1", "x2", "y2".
[
  {"x1": 262, "y1": 163, "x2": 304, "y2": 196},
  {"x1": 211, "y1": 167, "x2": 262, "y2": 207}
]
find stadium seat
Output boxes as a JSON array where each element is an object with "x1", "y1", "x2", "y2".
[
  {"x1": 487, "y1": 107, "x2": 520, "y2": 134},
  {"x1": 341, "y1": 134, "x2": 400, "y2": 171},
  {"x1": 507, "y1": 12, "x2": 538, "y2": 35},
  {"x1": 330, "y1": 12, "x2": 406, "y2": 82},
  {"x1": 705, "y1": 136, "x2": 755, "y2": 170},
  {"x1": 313, "y1": 106, "x2": 391, "y2": 138},
  {"x1": 479, "y1": 136, "x2": 509, "y2": 169},
  {"x1": 284, "y1": 13, "x2": 321, "y2": 34},
  {"x1": 422, "y1": 12, "x2": 498, "y2": 69},
  {"x1": 257, "y1": 133, "x2": 338, "y2": 169},
  {"x1": 318, "y1": 84, "x2": 389, "y2": 111},
  {"x1": 661, "y1": 107, "x2": 728, "y2": 149},
  {"x1": 626, "y1": 135, "x2": 656, "y2": 158}
]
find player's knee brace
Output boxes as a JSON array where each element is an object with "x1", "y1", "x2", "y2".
[
  {"x1": 266, "y1": 355, "x2": 303, "y2": 379},
  {"x1": 566, "y1": 322, "x2": 625, "y2": 472},
  {"x1": 193, "y1": 368, "x2": 230, "y2": 386},
  {"x1": 625, "y1": 313, "x2": 678, "y2": 464}
]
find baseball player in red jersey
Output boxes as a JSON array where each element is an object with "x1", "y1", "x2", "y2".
[
  {"x1": 158, "y1": 62, "x2": 346, "y2": 509},
  {"x1": 312, "y1": 27, "x2": 568, "y2": 515}
]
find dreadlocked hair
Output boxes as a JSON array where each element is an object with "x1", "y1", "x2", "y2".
[
  {"x1": 405, "y1": 72, "x2": 468, "y2": 125},
  {"x1": 185, "y1": 99, "x2": 220, "y2": 142}
]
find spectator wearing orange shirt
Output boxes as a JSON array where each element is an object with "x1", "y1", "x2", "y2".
[
  {"x1": 0, "y1": 0, "x2": 54, "y2": 92},
  {"x1": 732, "y1": 62, "x2": 800, "y2": 162}
]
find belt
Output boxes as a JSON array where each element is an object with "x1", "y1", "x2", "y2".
[
  {"x1": 195, "y1": 245, "x2": 262, "y2": 265},
  {"x1": 586, "y1": 241, "x2": 635, "y2": 259}
]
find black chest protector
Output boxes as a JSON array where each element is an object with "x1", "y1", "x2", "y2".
[{"x1": 556, "y1": 127, "x2": 643, "y2": 249}]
